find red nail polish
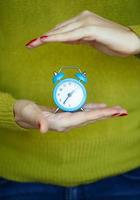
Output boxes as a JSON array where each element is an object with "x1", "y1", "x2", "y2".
[
  {"x1": 40, "y1": 35, "x2": 48, "y2": 40},
  {"x1": 112, "y1": 113, "x2": 120, "y2": 116},
  {"x1": 25, "y1": 38, "x2": 37, "y2": 46},
  {"x1": 119, "y1": 113, "x2": 128, "y2": 116}
]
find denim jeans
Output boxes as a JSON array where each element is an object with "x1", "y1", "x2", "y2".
[{"x1": 0, "y1": 167, "x2": 140, "y2": 200}]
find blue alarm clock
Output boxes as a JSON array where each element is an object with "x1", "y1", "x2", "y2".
[{"x1": 52, "y1": 66, "x2": 88, "y2": 113}]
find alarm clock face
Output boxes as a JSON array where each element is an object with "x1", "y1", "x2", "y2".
[{"x1": 53, "y1": 78, "x2": 87, "y2": 112}]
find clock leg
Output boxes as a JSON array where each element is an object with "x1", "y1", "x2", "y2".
[
  {"x1": 81, "y1": 107, "x2": 85, "y2": 111},
  {"x1": 54, "y1": 107, "x2": 60, "y2": 113}
]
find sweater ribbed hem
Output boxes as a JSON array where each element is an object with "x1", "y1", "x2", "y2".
[
  {"x1": 0, "y1": 130, "x2": 140, "y2": 187},
  {"x1": 0, "y1": 92, "x2": 28, "y2": 131}
]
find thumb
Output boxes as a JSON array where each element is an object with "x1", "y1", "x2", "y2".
[
  {"x1": 24, "y1": 104, "x2": 49, "y2": 134},
  {"x1": 16, "y1": 100, "x2": 49, "y2": 133},
  {"x1": 38, "y1": 116, "x2": 48, "y2": 134}
]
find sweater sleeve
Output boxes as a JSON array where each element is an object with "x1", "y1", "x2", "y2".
[
  {"x1": 0, "y1": 92, "x2": 28, "y2": 131},
  {"x1": 128, "y1": 24, "x2": 140, "y2": 59}
]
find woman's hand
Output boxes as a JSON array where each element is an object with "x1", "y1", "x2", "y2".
[
  {"x1": 13, "y1": 100, "x2": 128, "y2": 134},
  {"x1": 26, "y1": 10, "x2": 140, "y2": 56}
]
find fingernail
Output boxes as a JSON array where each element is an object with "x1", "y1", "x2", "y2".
[
  {"x1": 118, "y1": 113, "x2": 128, "y2": 116},
  {"x1": 40, "y1": 35, "x2": 48, "y2": 40},
  {"x1": 112, "y1": 113, "x2": 120, "y2": 116},
  {"x1": 25, "y1": 38, "x2": 37, "y2": 47}
]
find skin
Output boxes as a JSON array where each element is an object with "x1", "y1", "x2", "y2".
[{"x1": 14, "y1": 10, "x2": 140, "y2": 134}]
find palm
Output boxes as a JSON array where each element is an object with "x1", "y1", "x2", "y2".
[{"x1": 14, "y1": 100, "x2": 128, "y2": 133}]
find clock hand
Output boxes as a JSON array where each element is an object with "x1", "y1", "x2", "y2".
[
  {"x1": 69, "y1": 89, "x2": 75, "y2": 96},
  {"x1": 63, "y1": 95, "x2": 69, "y2": 104},
  {"x1": 63, "y1": 92, "x2": 71, "y2": 104},
  {"x1": 63, "y1": 88, "x2": 77, "y2": 104}
]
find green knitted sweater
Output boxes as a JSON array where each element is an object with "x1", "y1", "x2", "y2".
[{"x1": 0, "y1": 0, "x2": 140, "y2": 187}]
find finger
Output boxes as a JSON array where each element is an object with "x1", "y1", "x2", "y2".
[
  {"x1": 46, "y1": 21, "x2": 82, "y2": 36},
  {"x1": 83, "y1": 103, "x2": 107, "y2": 111},
  {"x1": 25, "y1": 37, "x2": 44, "y2": 49},
  {"x1": 62, "y1": 38, "x2": 89, "y2": 45},
  {"x1": 51, "y1": 14, "x2": 81, "y2": 31},
  {"x1": 40, "y1": 27, "x2": 90, "y2": 43},
  {"x1": 51, "y1": 10, "x2": 96, "y2": 32},
  {"x1": 25, "y1": 27, "x2": 88, "y2": 48},
  {"x1": 84, "y1": 106, "x2": 128, "y2": 122},
  {"x1": 63, "y1": 106, "x2": 127, "y2": 128}
]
